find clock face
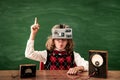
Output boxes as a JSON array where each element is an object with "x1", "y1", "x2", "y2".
[{"x1": 91, "y1": 54, "x2": 103, "y2": 67}]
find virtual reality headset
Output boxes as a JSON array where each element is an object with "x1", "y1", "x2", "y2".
[{"x1": 52, "y1": 28, "x2": 72, "y2": 39}]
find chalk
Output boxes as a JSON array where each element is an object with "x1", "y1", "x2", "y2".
[{"x1": 34, "y1": 17, "x2": 38, "y2": 24}]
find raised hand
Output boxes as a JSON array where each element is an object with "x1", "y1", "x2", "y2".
[
  {"x1": 29, "y1": 17, "x2": 40, "y2": 40},
  {"x1": 31, "y1": 17, "x2": 40, "y2": 35}
]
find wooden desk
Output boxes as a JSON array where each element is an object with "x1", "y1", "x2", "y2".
[{"x1": 0, "y1": 70, "x2": 120, "y2": 80}]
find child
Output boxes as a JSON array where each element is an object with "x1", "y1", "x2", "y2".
[{"x1": 25, "y1": 17, "x2": 88, "y2": 75}]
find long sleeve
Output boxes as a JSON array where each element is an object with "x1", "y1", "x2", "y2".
[
  {"x1": 25, "y1": 40, "x2": 47, "y2": 63},
  {"x1": 74, "y1": 52, "x2": 88, "y2": 71}
]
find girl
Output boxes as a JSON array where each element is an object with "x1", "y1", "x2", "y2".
[{"x1": 25, "y1": 18, "x2": 88, "y2": 75}]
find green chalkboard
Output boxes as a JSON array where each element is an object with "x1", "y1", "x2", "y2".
[{"x1": 0, "y1": 0, "x2": 120, "y2": 70}]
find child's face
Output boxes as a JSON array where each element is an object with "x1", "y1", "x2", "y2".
[{"x1": 54, "y1": 39, "x2": 68, "y2": 51}]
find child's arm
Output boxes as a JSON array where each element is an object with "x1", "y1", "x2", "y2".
[
  {"x1": 74, "y1": 52, "x2": 88, "y2": 71},
  {"x1": 25, "y1": 17, "x2": 47, "y2": 62},
  {"x1": 67, "y1": 52, "x2": 88, "y2": 75}
]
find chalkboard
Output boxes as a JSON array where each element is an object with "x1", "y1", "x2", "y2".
[{"x1": 0, "y1": 0, "x2": 120, "y2": 70}]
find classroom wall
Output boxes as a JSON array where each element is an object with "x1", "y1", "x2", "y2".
[{"x1": 0, "y1": 0, "x2": 120, "y2": 70}]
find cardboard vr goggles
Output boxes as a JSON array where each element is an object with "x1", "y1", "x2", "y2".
[{"x1": 52, "y1": 28, "x2": 72, "y2": 39}]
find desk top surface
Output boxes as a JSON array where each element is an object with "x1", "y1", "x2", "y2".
[{"x1": 0, "y1": 70, "x2": 120, "y2": 80}]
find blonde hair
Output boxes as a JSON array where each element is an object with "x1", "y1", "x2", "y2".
[{"x1": 45, "y1": 24, "x2": 74, "y2": 54}]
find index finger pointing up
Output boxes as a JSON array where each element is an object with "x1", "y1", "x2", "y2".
[{"x1": 34, "y1": 17, "x2": 38, "y2": 24}]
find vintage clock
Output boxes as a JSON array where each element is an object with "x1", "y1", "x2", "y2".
[{"x1": 89, "y1": 50, "x2": 108, "y2": 78}]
